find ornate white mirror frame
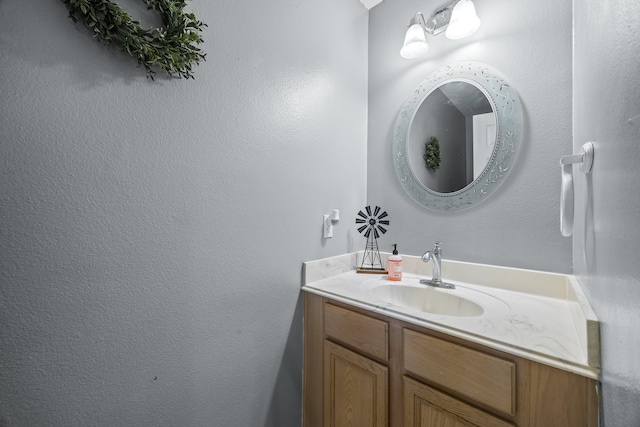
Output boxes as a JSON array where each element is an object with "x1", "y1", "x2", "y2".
[{"x1": 393, "y1": 61, "x2": 524, "y2": 211}]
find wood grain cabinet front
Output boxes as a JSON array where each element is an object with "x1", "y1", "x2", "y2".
[
  {"x1": 324, "y1": 340, "x2": 388, "y2": 427},
  {"x1": 324, "y1": 303, "x2": 388, "y2": 362},
  {"x1": 403, "y1": 329, "x2": 516, "y2": 417},
  {"x1": 404, "y1": 376, "x2": 514, "y2": 427},
  {"x1": 303, "y1": 292, "x2": 598, "y2": 427}
]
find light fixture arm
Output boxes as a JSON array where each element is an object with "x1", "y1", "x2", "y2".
[
  {"x1": 423, "y1": 3, "x2": 456, "y2": 36},
  {"x1": 406, "y1": 1, "x2": 457, "y2": 37},
  {"x1": 409, "y1": 12, "x2": 427, "y2": 32}
]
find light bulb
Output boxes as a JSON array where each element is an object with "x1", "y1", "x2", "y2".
[
  {"x1": 445, "y1": 0, "x2": 481, "y2": 40},
  {"x1": 400, "y1": 23, "x2": 429, "y2": 59}
]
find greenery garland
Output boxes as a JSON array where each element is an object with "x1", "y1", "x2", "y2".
[
  {"x1": 62, "y1": 0, "x2": 207, "y2": 79},
  {"x1": 424, "y1": 136, "x2": 441, "y2": 171}
]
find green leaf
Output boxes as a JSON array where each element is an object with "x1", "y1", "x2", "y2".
[{"x1": 62, "y1": 0, "x2": 206, "y2": 79}]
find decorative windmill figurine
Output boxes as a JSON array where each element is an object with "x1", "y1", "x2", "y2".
[{"x1": 355, "y1": 206, "x2": 390, "y2": 273}]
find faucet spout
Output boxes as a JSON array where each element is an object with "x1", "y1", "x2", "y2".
[{"x1": 420, "y1": 241, "x2": 455, "y2": 289}]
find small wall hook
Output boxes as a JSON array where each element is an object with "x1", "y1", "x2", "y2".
[{"x1": 323, "y1": 210, "x2": 340, "y2": 238}]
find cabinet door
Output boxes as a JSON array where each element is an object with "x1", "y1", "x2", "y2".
[
  {"x1": 404, "y1": 376, "x2": 514, "y2": 427},
  {"x1": 324, "y1": 340, "x2": 388, "y2": 427},
  {"x1": 529, "y1": 361, "x2": 599, "y2": 427}
]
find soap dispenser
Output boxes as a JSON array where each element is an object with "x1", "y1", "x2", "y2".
[{"x1": 388, "y1": 244, "x2": 402, "y2": 281}]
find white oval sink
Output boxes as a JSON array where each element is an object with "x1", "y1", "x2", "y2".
[{"x1": 369, "y1": 284, "x2": 484, "y2": 317}]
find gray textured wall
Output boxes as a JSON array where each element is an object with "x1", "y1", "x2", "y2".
[
  {"x1": 0, "y1": 1, "x2": 368, "y2": 426},
  {"x1": 367, "y1": 0, "x2": 573, "y2": 272},
  {"x1": 573, "y1": 1, "x2": 640, "y2": 425}
]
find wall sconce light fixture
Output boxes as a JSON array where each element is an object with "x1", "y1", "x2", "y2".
[{"x1": 400, "y1": 0, "x2": 481, "y2": 59}]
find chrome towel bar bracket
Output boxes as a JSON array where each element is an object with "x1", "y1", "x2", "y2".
[{"x1": 560, "y1": 142, "x2": 594, "y2": 237}]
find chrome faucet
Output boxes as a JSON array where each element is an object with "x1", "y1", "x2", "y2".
[{"x1": 420, "y1": 242, "x2": 455, "y2": 289}]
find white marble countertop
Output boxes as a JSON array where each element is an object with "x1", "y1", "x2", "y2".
[{"x1": 302, "y1": 253, "x2": 600, "y2": 379}]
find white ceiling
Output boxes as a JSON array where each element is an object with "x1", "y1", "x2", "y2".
[{"x1": 360, "y1": 0, "x2": 383, "y2": 10}]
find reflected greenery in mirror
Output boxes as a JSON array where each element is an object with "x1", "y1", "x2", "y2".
[
  {"x1": 411, "y1": 81, "x2": 493, "y2": 193},
  {"x1": 424, "y1": 136, "x2": 441, "y2": 171},
  {"x1": 393, "y1": 62, "x2": 523, "y2": 211}
]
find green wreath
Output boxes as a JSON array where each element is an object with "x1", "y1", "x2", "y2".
[
  {"x1": 62, "y1": 0, "x2": 207, "y2": 79},
  {"x1": 424, "y1": 135, "x2": 441, "y2": 171}
]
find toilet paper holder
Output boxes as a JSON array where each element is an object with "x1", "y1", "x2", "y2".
[{"x1": 560, "y1": 142, "x2": 594, "y2": 237}]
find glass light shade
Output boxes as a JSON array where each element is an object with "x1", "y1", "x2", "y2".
[
  {"x1": 445, "y1": 0, "x2": 481, "y2": 40},
  {"x1": 400, "y1": 24, "x2": 429, "y2": 59}
]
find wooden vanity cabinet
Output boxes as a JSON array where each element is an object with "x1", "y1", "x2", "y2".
[
  {"x1": 403, "y1": 329, "x2": 516, "y2": 418},
  {"x1": 303, "y1": 292, "x2": 598, "y2": 427},
  {"x1": 404, "y1": 376, "x2": 514, "y2": 427},
  {"x1": 324, "y1": 340, "x2": 388, "y2": 427},
  {"x1": 322, "y1": 302, "x2": 390, "y2": 426}
]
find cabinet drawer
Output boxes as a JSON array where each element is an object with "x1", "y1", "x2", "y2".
[
  {"x1": 324, "y1": 303, "x2": 388, "y2": 361},
  {"x1": 403, "y1": 329, "x2": 515, "y2": 416}
]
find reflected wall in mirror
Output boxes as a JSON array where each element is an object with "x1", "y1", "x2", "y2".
[
  {"x1": 409, "y1": 81, "x2": 494, "y2": 193},
  {"x1": 393, "y1": 62, "x2": 523, "y2": 211}
]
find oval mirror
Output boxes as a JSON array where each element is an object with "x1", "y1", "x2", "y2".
[{"x1": 393, "y1": 62, "x2": 523, "y2": 211}]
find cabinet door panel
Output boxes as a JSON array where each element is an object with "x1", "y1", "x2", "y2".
[
  {"x1": 529, "y1": 362, "x2": 598, "y2": 427},
  {"x1": 404, "y1": 376, "x2": 514, "y2": 427},
  {"x1": 324, "y1": 340, "x2": 388, "y2": 427},
  {"x1": 416, "y1": 402, "x2": 477, "y2": 427}
]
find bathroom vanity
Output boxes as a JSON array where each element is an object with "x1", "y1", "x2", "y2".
[{"x1": 301, "y1": 253, "x2": 600, "y2": 427}]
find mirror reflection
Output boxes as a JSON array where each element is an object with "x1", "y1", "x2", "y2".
[
  {"x1": 393, "y1": 62, "x2": 523, "y2": 212},
  {"x1": 408, "y1": 81, "x2": 495, "y2": 193}
]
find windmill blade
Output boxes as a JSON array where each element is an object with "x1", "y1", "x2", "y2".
[
  {"x1": 378, "y1": 211, "x2": 388, "y2": 220},
  {"x1": 374, "y1": 228, "x2": 380, "y2": 239},
  {"x1": 364, "y1": 228, "x2": 371, "y2": 238},
  {"x1": 373, "y1": 206, "x2": 381, "y2": 216},
  {"x1": 377, "y1": 225, "x2": 387, "y2": 234},
  {"x1": 357, "y1": 225, "x2": 368, "y2": 234},
  {"x1": 365, "y1": 206, "x2": 372, "y2": 216},
  {"x1": 379, "y1": 220, "x2": 390, "y2": 226},
  {"x1": 357, "y1": 210, "x2": 367, "y2": 219},
  {"x1": 356, "y1": 218, "x2": 366, "y2": 224}
]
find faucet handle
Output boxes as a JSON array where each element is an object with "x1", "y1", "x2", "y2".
[{"x1": 434, "y1": 241, "x2": 442, "y2": 253}]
